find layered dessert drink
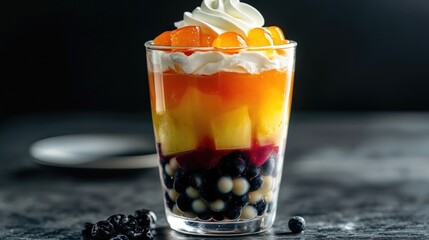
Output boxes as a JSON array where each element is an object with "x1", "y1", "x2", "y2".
[{"x1": 145, "y1": 0, "x2": 296, "y2": 235}]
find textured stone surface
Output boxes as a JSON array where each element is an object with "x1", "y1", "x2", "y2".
[{"x1": 1, "y1": 112, "x2": 429, "y2": 239}]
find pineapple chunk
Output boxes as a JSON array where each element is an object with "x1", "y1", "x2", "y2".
[
  {"x1": 158, "y1": 113, "x2": 198, "y2": 156},
  {"x1": 256, "y1": 89, "x2": 286, "y2": 145},
  {"x1": 211, "y1": 106, "x2": 252, "y2": 150}
]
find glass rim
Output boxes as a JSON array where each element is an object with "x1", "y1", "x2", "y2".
[{"x1": 144, "y1": 40, "x2": 297, "y2": 51}]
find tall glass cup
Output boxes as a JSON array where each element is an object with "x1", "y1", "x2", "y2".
[{"x1": 145, "y1": 41, "x2": 297, "y2": 235}]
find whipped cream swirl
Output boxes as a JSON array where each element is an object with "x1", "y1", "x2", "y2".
[{"x1": 175, "y1": 0, "x2": 264, "y2": 37}]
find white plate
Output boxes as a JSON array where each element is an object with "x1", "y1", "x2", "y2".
[{"x1": 30, "y1": 134, "x2": 158, "y2": 169}]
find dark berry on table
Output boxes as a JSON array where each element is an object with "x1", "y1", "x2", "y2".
[
  {"x1": 176, "y1": 194, "x2": 192, "y2": 212},
  {"x1": 81, "y1": 222, "x2": 94, "y2": 239},
  {"x1": 130, "y1": 226, "x2": 153, "y2": 240},
  {"x1": 91, "y1": 221, "x2": 116, "y2": 240},
  {"x1": 232, "y1": 194, "x2": 249, "y2": 208},
  {"x1": 254, "y1": 199, "x2": 268, "y2": 216},
  {"x1": 223, "y1": 205, "x2": 242, "y2": 220},
  {"x1": 261, "y1": 154, "x2": 276, "y2": 176},
  {"x1": 118, "y1": 215, "x2": 138, "y2": 234},
  {"x1": 110, "y1": 234, "x2": 129, "y2": 240},
  {"x1": 244, "y1": 164, "x2": 261, "y2": 180},
  {"x1": 107, "y1": 214, "x2": 126, "y2": 232},
  {"x1": 174, "y1": 169, "x2": 192, "y2": 193},
  {"x1": 288, "y1": 216, "x2": 306, "y2": 233},
  {"x1": 249, "y1": 175, "x2": 264, "y2": 191},
  {"x1": 134, "y1": 209, "x2": 157, "y2": 228},
  {"x1": 162, "y1": 170, "x2": 174, "y2": 189},
  {"x1": 164, "y1": 191, "x2": 175, "y2": 210}
]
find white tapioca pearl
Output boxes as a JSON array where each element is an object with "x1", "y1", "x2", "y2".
[
  {"x1": 232, "y1": 178, "x2": 250, "y2": 196},
  {"x1": 217, "y1": 176, "x2": 233, "y2": 194},
  {"x1": 264, "y1": 190, "x2": 274, "y2": 202},
  {"x1": 241, "y1": 205, "x2": 258, "y2": 219},
  {"x1": 170, "y1": 157, "x2": 179, "y2": 170},
  {"x1": 165, "y1": 164, "x2": 174, "y2": 176},
  {"x1": 168, "y1": 189, "x2": 179, "y2": 201},
  {"x1": 192, "y1": 199, "x2": 207, "y2": 213},
  {"x1": 261, "y1": 176, "x2": 273, "y2": 193},
  {"x1": 172, "y1": 204, "x2": 184, "y2": 216},
  {"x1": 186, "y1": 187, "x2": 199, "y2": 199},
  {"x1": 249, "y1": 191, "x2": 263, "y2": 204},
  {"x1": 210, "y1": 199, "x2": 226, "y2": 212}
]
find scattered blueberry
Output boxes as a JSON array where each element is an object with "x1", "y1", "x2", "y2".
[
  {"x1": 106, "y1": 214, "x2": 126, "y2": 233},
  {"x1": 110, "y1": 234, "x2": 129, "y2": 240},
  {"x1": 261, "y1": 154, "x2": 276, "y2": 176},
  {"x1": 176, "y1": 194, "x2": 192, "y2": 212},
  {"x1": 119, "y1": 215, "x2": 138, "y2": 234},
  {"x1": 82, "y1": 222, "x2": 94, "y2": 240},
  {"x1": 288, "y1": 216, "x2": 306, "y2": 233},
  {"x1": 254, "y1": 199, "x2": 268, "y2": 216},
  {"x1": 134, "y1": 209, "x2": 157, "y2": 228},
  {"x1": 91, "y1": 221, "x2": 116, "y2": 240},
  {"x1": 130, "y1": 226, "x2": 153, "y2": 240},
  {"x1": 249, "y1": 175, "x2": 264, "y2": 191}
]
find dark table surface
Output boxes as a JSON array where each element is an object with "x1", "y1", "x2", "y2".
[{"x1": 1, "y1": 112, "x2": 429, "y2": 240}]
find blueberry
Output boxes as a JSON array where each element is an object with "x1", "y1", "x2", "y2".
[
  {"x1": 244, "y1": 165, "x2": 261, "y2": 180},
  {"x1": 106, "y1": 214, "x2": 125, "y2": 233},
  {"x1": 223, "y1": 205, "x2": 242, "y2": 220},
  {"x1": 254, "y1": 199, "x2": 268, "y2": 216},
  {"x1": 176, "y1": 194, "x2": 192, "y2": 212},
  {"x1": 164, "y1": 192, "x2": 175, "y2": 210},
  {"x1": 288, "y1": 216, "x2": 306, "y2": 233},
  {"x1": 249, "y1": 175, "x2": 264, "y2": 191},
  {"x1": 232, "y1": 194, "x2": 249, "y2": 208},
  {"x1": 130, "y1": 226, "x2": 153, "y2": 240},
  {"x1": 261, "y1": 154, "x2": 276, "y2": 176},
  {"x1": 91, "y1": 221, "x2": 116, "y2": 240},
  {"x1": 81, "y1": 222, "x2": 94, "y2": 240},
  {"x1": 134, "y1": 209, "x2": 157, "y2": 228},
  {"x1": 162, "y1": 170, "x2": 174, "y2": 189},
  {"x1": 118, "y1": 215, "x2": 138, "y2": 234},
  {"x1": 174, "y1": 169, "x2": 192, "y2": 193},
  {"x1": 110, "y1": 234, "x2": 129, "y2": 240},
  {"x1": 220, "y1": 151, "x2": 248, "y2": 176}
]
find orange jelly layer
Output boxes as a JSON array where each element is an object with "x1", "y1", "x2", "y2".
[{"x1": 148, "y1": 69, "x2": 294, "y2": 156}]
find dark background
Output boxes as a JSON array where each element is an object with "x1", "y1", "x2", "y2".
[{"x1": 1, "y1": 0, "x2": 429, "y2": 119}]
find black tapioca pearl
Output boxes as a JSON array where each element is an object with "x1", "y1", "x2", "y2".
[
  {"x1": 176, "y1": 194, "x2": 192, "y2": 212},
  {"x1": 190, "y1": 174, "x2": 204, "y2": 190},
  {"x1": 244, "y1": 164, "x2": 261, "y2": 180},
  {"x1": 249, "y1": 174, "x2": 264, "y2": 191},
  {"x1": 262, "y1": 153, "x2": 276, "y2": 176},
  {"x1": 232, "y1": 194, "x2": 250, "y2": 208},
  {"x1": 162, "y1": 170, "x2": 174, "y2": 189},
  {"x1": 212, "y1": 212, "x2": 225, "y2": 221},
  {"x1": 173, "y1": 169, "x2": 192, "y2": 193},
  {"x1": 220, "y1": 152, "x2": 247, "y2": 177},
  {"x1": 223, "y1": 205, "x2": 242, "y2": 220},
  {"x1": 200, "y1": 186, "x2": 218, "y2": 202},
  {"x1": 254, "y1": 199, "x2": 268, "y2": 216}
]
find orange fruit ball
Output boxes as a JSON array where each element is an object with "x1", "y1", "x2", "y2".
[
  {"x1": 154, "y1": 31, "x2": 172, "y2": 46},
  {"x1": 266, "y1": 26, "x2": 288, "y2": 45},
  {"x1": 212, "y1": 32, "x2": 247, "y2": 48},
  {"x1": 247, "y1": 28, "x2": 274, "y2": 47},
  {"x1": 171, "y1": 26, "x2": 202, "y2": 47}
]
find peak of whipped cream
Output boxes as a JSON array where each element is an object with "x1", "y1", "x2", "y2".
[{"x1": 174, "y1": 0, "x2": 264, "y2": 37}]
